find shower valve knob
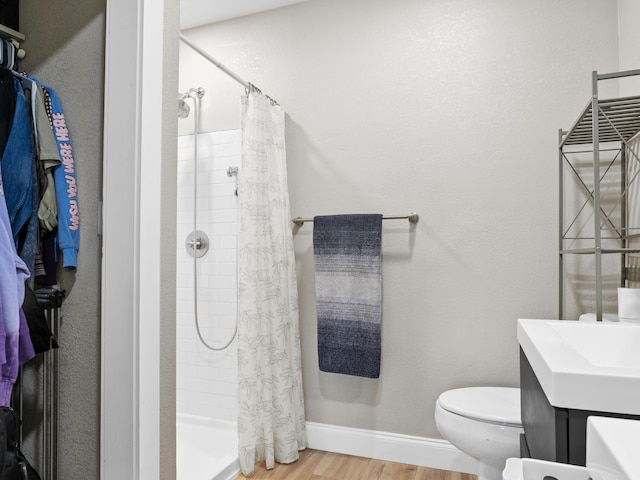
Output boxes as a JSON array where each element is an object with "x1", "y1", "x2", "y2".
[{"x1": 185, "y1": 230, "x2": 209, "y2": 258}]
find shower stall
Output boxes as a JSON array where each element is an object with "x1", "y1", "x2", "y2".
[
  {"x1": 175, "y1": 28, "x2": 305, "y2": 480},
  {"x1": 176, "y1": 87, "x2": 241, "y2": 480}
]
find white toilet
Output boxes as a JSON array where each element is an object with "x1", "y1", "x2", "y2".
[{"x1": 435, "y1": 386, "x2": 523, "y2": 480}]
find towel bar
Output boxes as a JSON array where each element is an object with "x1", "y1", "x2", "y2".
[{"x1": 292, "y1": 212, "x2": 419, "y2": 227}]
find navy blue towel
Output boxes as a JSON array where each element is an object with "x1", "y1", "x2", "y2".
[{"x1": 313, "y1": 214, "x2": 382, "y2": 378}]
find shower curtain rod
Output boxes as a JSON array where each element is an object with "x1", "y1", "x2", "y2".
[{"x1": 179, "y1": 33, "x2": 251, "y2": 89}]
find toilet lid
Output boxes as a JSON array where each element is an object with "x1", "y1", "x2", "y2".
[{"x1": 437, "y1": 387, "x2": 522, "y2": 427}]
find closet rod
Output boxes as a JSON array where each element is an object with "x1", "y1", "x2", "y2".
[
  {"x1": 292, "y1": 212, "x2": 420, "y2": 227},
  {"x1": 0, "y1": 24, "x2": 25, "y2": 42},
  {"x1": 179, "y1": 33, "x2": 250, "y2": 89}
]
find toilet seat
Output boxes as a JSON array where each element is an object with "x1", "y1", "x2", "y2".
[{"x1": 437, "y1": 387, "x2": 521, "y2": 428}]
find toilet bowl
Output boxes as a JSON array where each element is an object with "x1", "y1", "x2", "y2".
[{"x1": 434, "y1": 387, "x2": 523, "y2": 480}]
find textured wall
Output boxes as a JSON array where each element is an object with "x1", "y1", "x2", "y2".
[
  {"x1": 619, "y1": 0, "x2": 640, "y2": 96},
  {"x1": 19, "y1": 1, "x2": 105, "y2": 478},
  {"x1": 180, "y1": 0, "x2": 621, "y2": 439}
]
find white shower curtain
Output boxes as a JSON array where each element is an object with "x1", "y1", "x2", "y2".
[{"x1": 237, "y1": 91, "x2": 306, "y2": 477}]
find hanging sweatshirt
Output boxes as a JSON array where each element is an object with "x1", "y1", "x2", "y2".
[{"x1": 43, "y1": 86, "x2": 80, "y2": 270}]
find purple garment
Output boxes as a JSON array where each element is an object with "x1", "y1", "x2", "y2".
[
  {"x1": 0, "y1": 171, "x2": 31, "y2": 405},
  {"x1": 2, "y1": 309, "x2": 37, "y2": 406},
  {"x1": 18, "y1": 309, "x2": 35, "y2": 365},
  {"x1": 0, "y1": 332, "x2": 19, "y2": 405}
]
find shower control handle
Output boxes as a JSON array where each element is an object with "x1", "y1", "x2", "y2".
[{"x1": 185, "y1": 230, "x2": 209, "y2": 258}]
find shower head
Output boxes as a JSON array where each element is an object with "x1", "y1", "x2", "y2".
[
  {"x1": 177, "y1": 87, "x2": 205, "y2": 119},
  {"x1": 178, "y1": 98, "x2": 190, "y2": 118}
]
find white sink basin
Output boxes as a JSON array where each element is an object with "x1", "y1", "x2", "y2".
[
  {"x1": 548, "y1": 322, "x2": 640, "y2": 368},
  {"x1": 517, "y1": 319, "x2": 640, "y2": 414},
  {"x1": 587, "y1": 416, "x2": 640, "y2": 480}
]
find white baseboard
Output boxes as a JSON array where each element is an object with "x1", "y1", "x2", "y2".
[
  {"x1": 216, "y1": 460, "x2": 240, "y2": 480},
  {"x1": 305, "y1": 421, "x2": 478, "y2": 475}
]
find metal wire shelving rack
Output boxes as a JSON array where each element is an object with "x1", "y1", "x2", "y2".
[
  {"x1": 559, "y1": 69, "x2": 640, "y2": 320},
  {"x1": 13, "y1": 288, "x2": 64, "y2": 480}
]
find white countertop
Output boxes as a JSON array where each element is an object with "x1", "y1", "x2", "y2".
[{"x1": 517, "y1": 318, "x2": 640, "y2": 414}]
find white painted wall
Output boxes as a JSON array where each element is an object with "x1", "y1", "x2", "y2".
[
  {"x1": 179, "y1": 0, "x2": 621, "y2": 440},
  {"x1": 618, "y1": 0, "x2": 640, "y2": 95}
]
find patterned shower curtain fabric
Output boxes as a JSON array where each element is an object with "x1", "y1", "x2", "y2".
[{"x1": 237, "y1": 91, "x2": 307, "y2": 477}]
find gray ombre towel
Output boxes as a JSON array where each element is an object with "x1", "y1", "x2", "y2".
[{"x1": 313, "y1": 214, "x2": 383, "y2": 378}]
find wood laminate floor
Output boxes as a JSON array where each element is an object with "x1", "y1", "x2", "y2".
[{"x1": 236, "y1": 449, "x2": 476, "y2": 480}]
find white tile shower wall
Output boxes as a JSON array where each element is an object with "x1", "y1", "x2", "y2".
[{"x1": 176, "y1": 129, "x2": 240, "y2": 422}]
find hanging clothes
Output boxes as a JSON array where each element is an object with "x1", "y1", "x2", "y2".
[
  {"x1": 0, "y1": 68, "x2": 35, "y2": 404},
  {"x1": 1, "y1": 76, "x2": 34, "y2": 249},
  {"x1": 2, "y1": 71, "x2": 82, "y2": 278},
  {"x1": 0, "y1": 61, "x2": 80, "y2": 399},
  {"x1": 0, "y1": 169, "x2": 32, "y2": 405},
  {"x1": 32, "y1": 82, "x2": 61, "y2": 233},
  {"x1": 0, "y1": 68, "x2": 15, "y2": 159},
  {"x1": 44, "y1": 85, "x2": 80, "y2": 270}
]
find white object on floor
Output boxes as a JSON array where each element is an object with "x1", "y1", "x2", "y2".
[{"x1": 502, "y1": 458, "x2": 597, "y2": 480}]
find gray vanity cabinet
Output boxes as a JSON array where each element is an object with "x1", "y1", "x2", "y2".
[{"x1": 520, "y1": 348, "x2": 640, "y2": 466}]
